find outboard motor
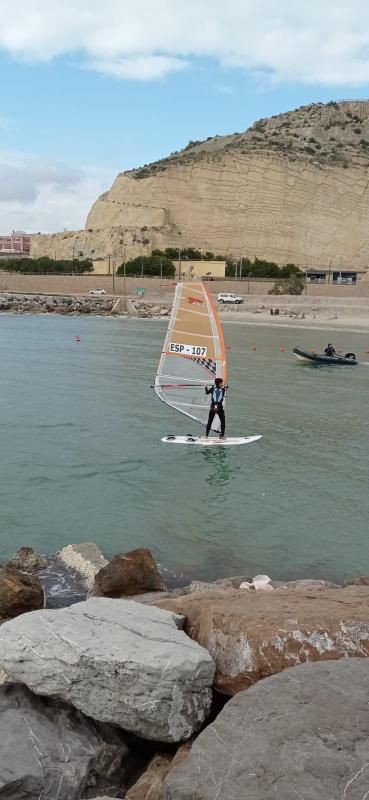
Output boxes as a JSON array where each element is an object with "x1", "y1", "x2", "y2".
[{"x1": 344, "y1": 352, "x2": 356, "y2": 360}]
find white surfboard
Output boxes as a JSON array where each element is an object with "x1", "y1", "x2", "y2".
[{"x1": 161, "y1": 435, "x2": 262, "y2": 446}]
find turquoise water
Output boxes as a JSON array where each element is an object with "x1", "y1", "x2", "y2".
[{"x1": 0, "y1": 313, "x2": 368, "y2": 583}]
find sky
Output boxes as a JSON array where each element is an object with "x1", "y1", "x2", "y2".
[{"x1": 1, "y1": 0, "x2": 369, "y2": 233}]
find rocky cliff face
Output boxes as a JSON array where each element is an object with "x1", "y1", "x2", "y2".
[{"x1": 32, "y1": 100, "x2": 369, "y2": 267}]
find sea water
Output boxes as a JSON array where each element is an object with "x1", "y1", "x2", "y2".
[{"x1": 0, "y1": 313, "x2": 368, "y2": 584}]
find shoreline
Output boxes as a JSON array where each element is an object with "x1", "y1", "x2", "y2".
[
  {"x1": 1, "y1": 290, "x2": 369, "y2": 334},
  {"x1": 2, "y1": 307, "x2": 369, "y2": 335},
  {"x1": 220, "y1": 315, "x2": 369, "y2": 334},
  {"x1": 0, "y1": 543, "x2": 363, "y2": 610}
]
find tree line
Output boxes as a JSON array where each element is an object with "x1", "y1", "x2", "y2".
[
  {"x1": 0, "y1": 257, "x2": 93, "y2": 274},
  {"x1": 0, "y1": 250, "x2": 303, "y2": 289},
  {"x1": 116, "y1": 250, "x2": 302, "y2": 281}
]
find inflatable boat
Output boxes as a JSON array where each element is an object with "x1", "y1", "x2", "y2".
[{"x1": 293, "y1": 346, "x2": 358, "y2": 365}]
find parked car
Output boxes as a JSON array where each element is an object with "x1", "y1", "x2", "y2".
[
  {"x1": 89, "y1": 289, "x2": 106, "y2": 296},
  {"x1": 217, "y1": 292, "x2": 243, "y2": 304}
]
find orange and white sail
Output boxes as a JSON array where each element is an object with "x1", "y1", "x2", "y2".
[{"x1": 154, "y1": 282, "x2": 227, "y2": 430}]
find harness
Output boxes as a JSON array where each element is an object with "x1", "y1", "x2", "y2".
[
  {"x1": 211, "y1": 387, "x2": 223, "y2": 405},
  {"x1": 211, "y1": 387, "x2": 224, "y2": 410}
]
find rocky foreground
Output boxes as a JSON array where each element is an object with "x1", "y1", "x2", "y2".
[{"x1": 1, "y1": 545, "x2": 369, "y2": 798}]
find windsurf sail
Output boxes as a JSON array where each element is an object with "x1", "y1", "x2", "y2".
[{"x1": 154, "y1": 282, "x2": 227, "y2": 431}]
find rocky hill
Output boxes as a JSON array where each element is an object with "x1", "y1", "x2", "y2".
[{"x1": 32, "y1": 100, "x2": 369, "y2": 267}]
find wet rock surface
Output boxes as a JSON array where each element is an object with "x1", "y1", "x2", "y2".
[
  {"x1": 0, "y1": 566, "x2": 44, "y2": 619},
  {"x1": 94, "y1": 548, "x2": 165, "y2": 597},
  {"x1": 6, "y1": 546, "x2": 48, "y2": 573}
]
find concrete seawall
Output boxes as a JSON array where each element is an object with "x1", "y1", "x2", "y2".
[{"x1": 1, "y1": 273, "x2": 369, "y2": 299}]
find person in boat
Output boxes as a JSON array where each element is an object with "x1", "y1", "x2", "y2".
[
  {"x1": 205, "y1": 377, "x2": 227, "y2": 439},
  {"x1": 324, "y1": 343, "x2": 336, "y2": 357}
]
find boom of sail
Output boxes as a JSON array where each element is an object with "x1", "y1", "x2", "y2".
[{"x1": 154, "y1": 282, "x2": 227, "y2": 431}]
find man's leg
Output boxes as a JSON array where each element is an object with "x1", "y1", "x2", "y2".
[
  {"x1": 206, "y1": 409, "x2": 215, "y2": 436},
  {"x1": 219, "y1": 408, "x2": 225, "y2": 438}
]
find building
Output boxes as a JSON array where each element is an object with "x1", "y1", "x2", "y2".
[
  {"x1": 304, "y1": 267, "x2": 366, "y2": 285},
  {"x1": 0, "y1": 231, "x2": 31, "y2": 257}
]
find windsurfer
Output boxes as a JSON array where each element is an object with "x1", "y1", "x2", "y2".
[{"x1": 205, "y1": 378, "x2": 227, "y2": 438}]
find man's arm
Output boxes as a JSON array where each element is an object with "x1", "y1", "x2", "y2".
[{"x1": 205, "y1": 386, "x2": 212, "y2": 394}]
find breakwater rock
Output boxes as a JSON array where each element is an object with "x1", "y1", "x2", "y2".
[
  {"x1": 3, "y1": 542, "x2": 369, "y2": 798},
  {"x1": 0, "y1": 293, "x2": 115, "y2": 314},
  {"x1": 163, "y1": 658, "x2": 369, "y2": 800},
  {"x1": 0, "y1": 565, "x2": 44, "y2": 619},
  {"x1": 155, "y1": 584, "x2": 369, "y2": 694},
  {"x1": 0, "y1": 598, "x2": 215, "y2": 742},
  {"x1": 0, "y1": 683, "x2": 137, "y2": 800}
]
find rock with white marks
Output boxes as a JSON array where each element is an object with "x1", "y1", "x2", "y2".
[
  {"x1": 0, "y1": 683, "x2": 136, "y2": 800},
  {"x1": 163, "y1": 658, "x2": 369, "y2": 800},
  {"x1": 0, "y1": 598, "x2": 215, "y2": 742},
  {"x1": 155, "y1": 585, "x2": 369, "y2": 694},
  {"x1": 57, "y1": 542, "x2": 108, "y2": 590}
]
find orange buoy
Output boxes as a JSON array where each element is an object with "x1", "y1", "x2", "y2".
[
  {"x1": 75, "y1": 336, "x2": 81, "y2": 342},
  {"x1": 279, "y1": 347, "x2": 285, "y2": 352},
  {"x1": 252, "y1": 346, "x2": 257, "y2": 351},
  {"x1": 365, "y1": 350, "x2": 369, "y2": 354},
  {"x1": 337, "y1": 349, "x2": 343, "y2": 353}
]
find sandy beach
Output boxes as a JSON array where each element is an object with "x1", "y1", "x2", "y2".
[{"x1": 218, "y1": 295, "x2": 369, "y2": 334}]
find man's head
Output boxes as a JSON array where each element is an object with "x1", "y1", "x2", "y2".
[
  {"x1": 328, "y1": 343, "x2": 332, "y2": 347},
  {"x1": 215, "y1": 377, "x2": 223, "y2": 388}
]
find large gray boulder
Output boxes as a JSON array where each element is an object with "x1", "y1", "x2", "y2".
[
  {"x1": 0, "y1": 683, "x2": 135, "y2": 800},
  {"x1": 0, "y1": 598, "x2": 215, "y2": 743},
  {"x1": 163, "y1": 658, "x2": 369, "y2": 799}
]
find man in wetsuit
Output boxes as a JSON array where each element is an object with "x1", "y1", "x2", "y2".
[
  {"x1": 324, "y1": 343, "x2": 336, "y2": 357},
  {"x1": 205, "y1": 377, "x2": 227, "y2": 439}
]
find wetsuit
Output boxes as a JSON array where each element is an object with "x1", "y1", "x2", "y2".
[
  {"x1": 324, "y1": 345, "x2": 336, "y2": 357},
  {"x1": 205, "y1": 385, "x2": 226, "y2": 437}
]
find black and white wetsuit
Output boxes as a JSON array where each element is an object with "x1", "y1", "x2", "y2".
[{"x1": 205, "y1": 385, "x2": 226, "y2": 437}]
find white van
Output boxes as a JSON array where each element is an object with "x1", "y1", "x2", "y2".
[{"x1": 217, "y1": 292, "x2": 243, "y2": 304}]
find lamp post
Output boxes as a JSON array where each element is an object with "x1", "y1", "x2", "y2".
[{"x1": 178, "y1": 249, "x2": 181, "y2": 280}]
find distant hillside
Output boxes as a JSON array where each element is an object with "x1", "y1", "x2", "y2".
[
  {"x1": 33, "y1": 100, "x2": 369, "y2": 268},
  {"x1": 130, "y1": 100, "x2": 369, "y2": 177}
]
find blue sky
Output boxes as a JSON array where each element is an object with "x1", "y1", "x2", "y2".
[{"x1": 1, "y1": 0, "x2": 369, "y2": 232}]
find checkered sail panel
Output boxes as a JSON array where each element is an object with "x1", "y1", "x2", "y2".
[
  {"x1": 154, "y1": 282, "x2": 227, "y2": 431},
  {"x1": 187, "y1": 356, "x2": 217, "y2": 376}
]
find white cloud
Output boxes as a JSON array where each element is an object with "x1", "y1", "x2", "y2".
[
  {"x1": 89, "y1": 56, "x2": 187, "y2": 80},
  {"x1": 0, "y1": 151, "x2": 114, "y2": 233},
  {"x1": 1, "y1": 0, "x2": 369, "y2": 85}
]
